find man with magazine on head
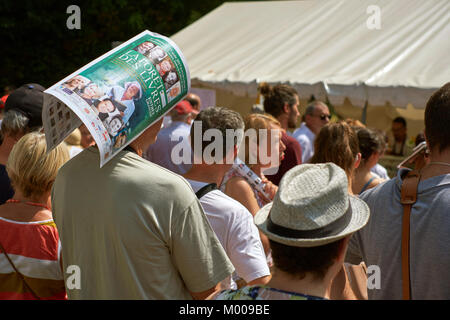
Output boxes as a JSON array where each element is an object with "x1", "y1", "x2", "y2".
[
  {"x1": 183, "y1": 107, "x2": 271, "y2": 290},
  {"x1": 346, "y1": 82, "x2": 450, "y2": 299},
  {"x1": 52, "y1": 110, "x2": 234, "y2": 300}
]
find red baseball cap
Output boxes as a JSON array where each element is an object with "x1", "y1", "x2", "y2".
[{"x1": 174, "y1": 100, "x2": 198, "y2": 115}]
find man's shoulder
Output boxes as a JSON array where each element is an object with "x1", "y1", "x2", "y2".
[
  {"x1": 204, "y1": 189, "x2": 249, "y2": 212},
  {"x1": 59, "y1": 148, "x2": 190, "y2": 188}
]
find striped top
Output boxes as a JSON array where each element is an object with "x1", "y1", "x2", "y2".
[{"x1": 0, "y1": 217, "x2": 66, "y2": 300}]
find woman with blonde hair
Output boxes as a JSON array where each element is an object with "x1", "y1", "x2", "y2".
[
  {"x1": 0, "y1": 132, "x2": 70, "y2": 299},
  {"x1": 221, "y1": 113, "x2": 286, "y2": 258}
]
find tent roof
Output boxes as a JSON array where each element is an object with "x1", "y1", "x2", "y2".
[{"x1": 171, "y1": 0, "x2": 449, "y2": 108}]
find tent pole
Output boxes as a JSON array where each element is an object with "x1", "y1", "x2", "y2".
[{"x1": 361, "y1": 100, "x2": 368, "y2": 125}]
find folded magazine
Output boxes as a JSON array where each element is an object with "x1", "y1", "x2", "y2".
[{"x1": 42, "y1": 30, "x2": 190, "y2": 167}]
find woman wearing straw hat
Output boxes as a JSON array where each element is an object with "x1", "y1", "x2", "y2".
[{"x1": 215, "y1": 163, "x2": 370, "y2": 300}]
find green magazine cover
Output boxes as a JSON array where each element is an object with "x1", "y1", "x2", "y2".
[{"x1": 43, "y1": 30, "x2": 190, "y2": 167}]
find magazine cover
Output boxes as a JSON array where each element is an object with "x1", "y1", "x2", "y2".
[{"x1": 42, "y1": 30, "x2": 190, "y2": 167}]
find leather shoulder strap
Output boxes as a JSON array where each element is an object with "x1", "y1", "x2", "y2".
[
  {"x1": 0, "y1": 240, "x2": 40, "y2": 299},
  {"x1": 195, "y1": 183, "x2": 218, "y2": 200},
  {"x1": 400, "y1": 169, "x2": 421, "y2": 300}
]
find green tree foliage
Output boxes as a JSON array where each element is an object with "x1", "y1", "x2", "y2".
[{"x1": 0, "y1": 0, "x2": 257, "y2": 92}]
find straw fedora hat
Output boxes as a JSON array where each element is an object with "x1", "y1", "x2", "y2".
[{"x1": 255, "y1": 163, "x2": 370, "y2": 247}]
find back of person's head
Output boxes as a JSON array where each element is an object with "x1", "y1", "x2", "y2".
[
  {"x1": 269, "y1": 238, "x2": 345, "y2": 280},
  {"x1": 242, "y1": 113, "x2": 281, "y2": 165},
  {"x1": 170, "y1": 101, "x2": 192, "y2": 122},
  {"x1": 393, "y1": 116, "x2": 407, "y2": 128},
  {"x1": 2, "y1": 83, "x2": 45, "y2": 137},
  {"x1": 185, "y1": 93, "x2": 201, "y2": 111},
  {"x1": 310, "y1": 122, "x2": 359, "y2": 178},
  {"x1": 425, "y1": 82, "x2": 450, "y2": 153},
  {"x1": 190, "y1": 106, "x2": 244, "y2": 162},
  {"x1": 259, "y1": 83, "x2": 298, "y2": 118},
  {"x1": 6, "y1": 132, "x2": 70, "y2": 199},
  {"x1": 355, "y1": 127, "x2": 384, "y2": 164}
]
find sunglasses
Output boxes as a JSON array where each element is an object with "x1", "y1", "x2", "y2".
[{"x1": 318, "y1": 114, "x2": 331, "y2": 121}]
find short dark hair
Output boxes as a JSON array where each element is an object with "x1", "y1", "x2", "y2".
[
  {"x1": 260, "y1": 83, "x2": 298, "y2": 118},
  {"x1": 425, "y1": 82, "x2": 450, "y2": 152},
  {"x1": 269, "y1": 238, "x2": 345, "y2": 280},
  {"x1": 190, "y1": 106, "x2": 244, "y2": 160},
  {"x1": 393, "y1": 116, "x2": 407, "y2": 127}
]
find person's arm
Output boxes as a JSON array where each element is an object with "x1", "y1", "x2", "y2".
[
  {"x1": 171, "y1": 198, "x2": 234, "y2": 298},
  {"x1": 247, "y1": 275, "x2": 271, "y2": 286},
  {"x1": 225, "y1": 177, "x2": 260, "y2": 216},
  {"x1": 190, "y1": 283, "x2": 220, "y2": 300},
  {"x1": 226, "y1": 205, "x2": 272, "y2": 286},
  {"x1": 224, "y1": 177, "x2": 271, "y2": 255}
]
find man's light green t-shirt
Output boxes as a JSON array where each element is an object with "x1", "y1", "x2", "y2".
[{"x1": 52, "y1": 147, "x2": 234, "y2": 299}]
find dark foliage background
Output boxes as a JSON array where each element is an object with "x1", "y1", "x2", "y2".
[{"x1": 0, "y1": 0, "x2": 259, "y2": 93}]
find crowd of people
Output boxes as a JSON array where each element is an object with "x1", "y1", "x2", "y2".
[{"x1": 0, "y1": 80, "x2": 448, "y2": 300}]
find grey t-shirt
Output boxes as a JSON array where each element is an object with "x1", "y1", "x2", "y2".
[
  {"x1": 52, "y1": 147, "x2": 234, "y2": 299},
  {"x1": 347, "y1": 168, "x2": 450, "y2": 299}
]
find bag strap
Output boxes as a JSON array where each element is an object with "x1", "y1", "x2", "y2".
[
  {"x1": 0, "y1": 240, "x2": 41, "y2": 299},
  {"x1": 195, "y1": 183, "x2": 218, "y2": 199},
  {"x1": 400, "y1": 169, "x2": 421, "y2": 300}
]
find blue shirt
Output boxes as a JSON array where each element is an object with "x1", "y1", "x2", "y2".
[
  {"x1": 348, "y1": 168, "x2": 450, "y2": 299},
  {"x1": 144, "y1": 121, "x2": 192, "y2": 175}
]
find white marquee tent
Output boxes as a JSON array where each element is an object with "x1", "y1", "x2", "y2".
[{"x1": 171, "y1": 0, "x2": 449, "y2": 139}]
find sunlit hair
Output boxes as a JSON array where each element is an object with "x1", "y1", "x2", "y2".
[
  {"x1": 6, "y1": 132, "x2": 70, "y2": 199},
  {"x1": 310, "y1": 122, "x2": 359, "y2": 178},
  {"x1": 242, "y1": 113, "x2": 281, "y2": 166}
]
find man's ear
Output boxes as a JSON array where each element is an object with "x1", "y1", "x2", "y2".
[{"x1": 283, "y1": 103, "x2": 290, "y2": 114}]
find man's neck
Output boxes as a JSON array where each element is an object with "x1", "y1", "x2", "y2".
[
  {"x1": 277, "y1": 115, "x2": 288, "y2": 131},
  {"x1": 267, "y1": 268, "x2": 334, "y2": 299},
  {"x1": 305, "y1": 123, "x2": 316, "y2": 135},
  {"x1": 420, "y1": 148, "x2": 450, "y2": 180},
  {"x1": 183, "y1": 164, "x2": 230, "y2": 186}
]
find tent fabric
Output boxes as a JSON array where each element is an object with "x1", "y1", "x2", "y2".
[{"x1": 171, "y1": 0, "x2": 449, "y2": 109}]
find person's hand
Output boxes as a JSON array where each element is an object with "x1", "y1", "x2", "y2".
[{"x1": 258, "y1": 177, "x2": 278, "y2": 205}]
